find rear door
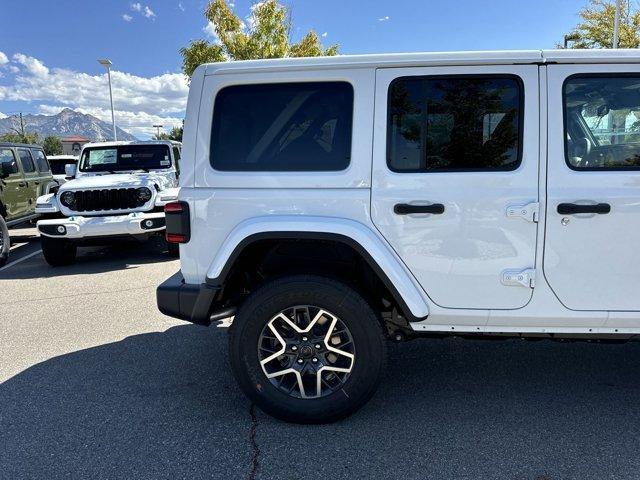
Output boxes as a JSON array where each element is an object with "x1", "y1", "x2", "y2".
[
  {"x1": 16, "y1": 148, "x2": 39, "y2": 212},
  {"x1": 371, "y1": 65, "x2": 540, "y2": 310},
  {"x1": 0, "y1": 148, "x2": 29, "y2": 218},
  {"x1": 30, "y1": 148, "x2": 52, "y2": 195},
  {"x1": 545, "y1": 64, "x2": 640, "y2": 311}
]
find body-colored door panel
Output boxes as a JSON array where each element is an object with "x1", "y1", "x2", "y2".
[{"x1": 371, "y1": 65, "x2": 540, "y2": 310}]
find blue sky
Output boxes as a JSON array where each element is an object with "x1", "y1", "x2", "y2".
[{"x1": 0, "y1": 0, "x2": 587, "y2": 138}]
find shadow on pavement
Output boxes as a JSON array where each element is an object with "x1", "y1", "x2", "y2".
[
  {"x1": 2, "y1": 326, "x2": 640, "y2": 479},
  {"x1": 0, "y1": 236, "x2": 175, "y2": 280}
]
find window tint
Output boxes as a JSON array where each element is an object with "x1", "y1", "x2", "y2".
[
  {"x1": 211, "y1": 82, "x2": 353, "y2": 171},
  {"x1": 0, "y1": 148, "x2": 19, "y2": 175},
  {"x1": 388, "y1": 76, "x2": 522, "y2": 172},
  {"x1": 564, "y1": 75, "x2": 640, "y2": 170},
  {"x1": 31, "y1": 149, "x2": 50, "y2": 173},
  {"x1": 17, "y1": 149, "x2": 35, "y2": 173}
]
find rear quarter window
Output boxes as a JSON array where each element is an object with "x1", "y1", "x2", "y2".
[{"x1": 210, "y1": 81, "x2": 354, "y2": 172}]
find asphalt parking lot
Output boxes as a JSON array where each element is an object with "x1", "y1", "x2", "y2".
[{"x1": 3, "y1": 228, "x2": 640, "y2": 479}]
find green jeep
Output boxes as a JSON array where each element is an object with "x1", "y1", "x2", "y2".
[{"x1": 0, "y1": 143, "x2": 57, "y2": 266}]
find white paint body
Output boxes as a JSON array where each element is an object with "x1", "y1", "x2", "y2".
[{"x1": 178, "y1": 50, "x2": 640, "y2": 335}]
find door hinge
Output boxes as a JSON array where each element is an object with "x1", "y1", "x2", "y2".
[
  {"x1": 506, "y1": 202, "x2": 539, "y2": 223},
  {"x1": 501, "y1": 268, "x2": 536, "y2": 288}
]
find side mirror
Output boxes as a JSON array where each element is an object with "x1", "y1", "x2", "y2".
[
  {"x1": 65, "y1": 163, "x2": 77, "y2": 179},
  {"x1": 0, "y1": 162, "x2": 10, "y2": 179}
]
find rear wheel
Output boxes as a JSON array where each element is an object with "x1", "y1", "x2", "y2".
[
  {"x1": 229, "y1": 275, "x2": 387, "y2": 424},
  {"x1": 0, "y1": 215, "x2": 9, "y2": 267},
  {"x1": 41, "y1": 236, "x2": 77, "y2": 266}
]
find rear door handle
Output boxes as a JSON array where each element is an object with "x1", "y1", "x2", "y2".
[
  {"x1": 557, "y1": 203, "x2": 611, "y2": 215},
  {"x1": 394, "y1": 203, "x2": 445, "y2": 215},
  {"x1": 18, "y1": 181, "x2": 27, "y2": 187}
]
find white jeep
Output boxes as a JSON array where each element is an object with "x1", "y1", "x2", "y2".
[
  {"x1": 36, "y1": 140, "x2": 181, "y2": 266},
  {"x1": 157, "y1": 50, "x2": 640, "y2": 423}
]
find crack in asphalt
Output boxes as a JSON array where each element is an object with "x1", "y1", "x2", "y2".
[{"x1": 247, "y1": 404, "x2": 261, "y2": 480}]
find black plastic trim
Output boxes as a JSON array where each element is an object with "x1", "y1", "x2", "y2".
[
  {"x1": 157, "y1": 271, "x2": 219, "y2": 326},
  {"x1": 204, "y1": 231, "x2": 426, "y2": 323}
]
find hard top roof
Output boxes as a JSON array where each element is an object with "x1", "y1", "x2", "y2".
[{"x1": 204, "y1": 49, "x2": 640, "y2": 75}]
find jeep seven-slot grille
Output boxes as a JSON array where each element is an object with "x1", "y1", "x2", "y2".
[{"x1": 73, "y1": 188, "x2": 145, "y2": 212}]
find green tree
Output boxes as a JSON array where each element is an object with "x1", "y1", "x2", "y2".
[
  {"x1": 563, "y1": 0, "x2": 640, "y2": 48},
  {"x1": 180, "y1": 0, "x2": 338, "y2": 78},
  {"x1": 153, "y1": 125, "x2": 183, "y2": 142},
  {"x1": 42, "y1": 136, "x2": 63, "y2": 155},
  {"x1": 0, "y1": 131, "x2": 40, "y2": 144}
]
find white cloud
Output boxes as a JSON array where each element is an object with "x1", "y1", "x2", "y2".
[
  {"x1": 228, "y1": 2, "x2": 235, "y2": 7},
  {"x1": 178, "y1": 2, "x2": 185, "y2": 11},
  {"x1": 378, "y1": 15, "x2": 390, "y2": 22},
  {"x1": 0, "y1": 54, "x2": 188, "y2": 139},
  {"x1": 12, "y1": 53, "x2": 49, "y2": 77},
  {"x1": 143, "y1": 6, "x2": 155, "y2": 18},
  {"x1": 203, "y1": 21, "x2": 218, "y2": 39},
  {"x1": 0, "y1": 51, "x2": 8, "y2": 66},
  {"x1": 131, "y1": 2, "x2": 142, "y2": 12},
  {"x1": 321, "y1": 32, "x2": 328, "y2": 38},
  {"x1": 123, "y1": 13, "x2": 133, "y2": 22},
  {"x1": 0, "y1": 112, "x2": 7, "y2": 119},
  {"x1": 8, "y1": 66, "x2": 19, "y2": 74}
]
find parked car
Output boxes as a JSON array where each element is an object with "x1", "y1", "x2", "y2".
[
  {"x1": 35, "y1": 140, "x2": 181, "y2": 266},
  {"x1": 47, "y1": 155, "x2": 78, "y2": 185},
  {"x1": 0, "y1": 142, "x2": 57, "y2": 266},
  {"x1": 157, "y1": 49, "x2": 640, "y2": 423}
]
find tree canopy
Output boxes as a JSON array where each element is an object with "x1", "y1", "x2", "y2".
[
  {"x1": 563, "y1": 0, "x2": 640, "y2": 48},
  {"x1": 0, "y1": 131, "x2": 39, "y2": 144},
  {"x1": 180, "y1": 0, "x2": 338, "y2": 78},
  {"x1": 153, "y1": 125, "x2": 183, "y2": 142},
  {"x1": 42, "y1": 136, "x2": 63, "y2": 156}
]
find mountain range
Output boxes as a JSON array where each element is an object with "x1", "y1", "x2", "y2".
[{"x1": 0, "y1": 108, "x2": 137, "y2": 141}]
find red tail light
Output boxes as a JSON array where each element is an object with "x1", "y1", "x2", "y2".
[
  {"x1": 166, "y1": 233, "x2": 187, "y2": 244},
  {"x1": 164, "y1": 202, "x2": 184, "y2": 214},
  {"x1": 164, "y1": 201, "x2": 190, "y2": 244}
]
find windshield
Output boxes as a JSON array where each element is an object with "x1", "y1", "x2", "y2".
[{"x1": 80, "y1": 144, "x2": 172, "y2": 172}]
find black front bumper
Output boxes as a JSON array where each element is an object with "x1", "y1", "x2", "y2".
[{"x1": 156, "y1": 271, "x2": 220, "y2": 326}]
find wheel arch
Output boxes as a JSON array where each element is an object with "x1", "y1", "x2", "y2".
[{"x1": 204, "y1": 216, "x2": 430, "y2": 321}]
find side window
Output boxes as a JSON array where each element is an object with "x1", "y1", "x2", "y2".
[
  {"x1": 31, "y1": 149, "x2": 50, "y2": 173},
  {"x1": 17, "y1": 148, "x2": 36, "y2": 173},
  {"x1": 0, "y1": 148, "x2": 19, "y2": 175},
  {"x1": 211, "y1": 82, "x2": 354, "y2": 171},
  {"x1": 564, "y1": 75, "x2": 640, "y2": 170},
  {"x1": 387, "y1": 76, "x2": 523, "y2": 172}
]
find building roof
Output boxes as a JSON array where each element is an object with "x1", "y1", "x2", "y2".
[
  {"x1": 61, "y1": 136, "x2": 90, "y2": 142},
  {"x1": 203, "y1": 49, "x2": 640, "y2": 75}
]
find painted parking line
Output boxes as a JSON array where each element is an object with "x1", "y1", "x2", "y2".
[{"x1": 0, "y1": 250, "x2": 43, "y2": 273}]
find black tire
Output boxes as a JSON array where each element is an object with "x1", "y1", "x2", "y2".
[
  {"x1": 0, "y1": 215, "x2": 9, "y2": 267},
  {"x1": 229, "y1": 274, "x2": 387, "y2": 424},
  {"x1": 41, "y1": 236, "x2": 77, "y2": 266}
]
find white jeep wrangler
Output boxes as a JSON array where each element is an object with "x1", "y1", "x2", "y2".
[
  {"x1": 36, "y1": 140, "x2": 181, "y2": 265},
  {"x1": 157, "y1": 50, "x2": 640, "y2": 423}
]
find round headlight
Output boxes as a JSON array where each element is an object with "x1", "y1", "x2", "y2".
[
  {"x1": 136, "y1": 187, "x2": 152, "y2": 204},
  {"x1": 60, "y1": 191, "x2": 76, "y2": 208}
]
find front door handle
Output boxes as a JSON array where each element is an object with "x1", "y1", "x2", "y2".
[
  {"x1": 557, "y1": 203, "x2": 611, "y2": 215},
  {"x1": 394, "y1": 203, "x2": 445, "y2": 215},
  {"x1": 18, "y1": 181, "x2": 27, "y2": 187}
]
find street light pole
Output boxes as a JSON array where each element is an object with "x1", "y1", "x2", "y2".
[
  {"x1": 98, "y1": 59, "x2": 117, "y2": 141},
  {"x1": 613, "y1": 0, "x2": 621, "y2": 48},
  {"x1": 153, "y1": 124, "x2": 164, "y2": 138}
]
